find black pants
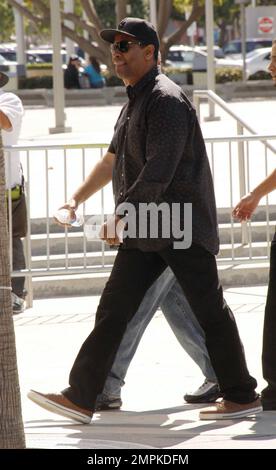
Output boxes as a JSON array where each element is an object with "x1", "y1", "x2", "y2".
[
  {"x1": 262, "y1": 231, "x2": 276, "y2": 405},
  {"x1": 63, "y1": 243, "x2": 257, "y2": 411},
  {"x1": 10, "y1": 193, "x2": 27, "y2": 298},
  {"x1": 12, "y1": 237, "x2": 26, "y2": 297}
]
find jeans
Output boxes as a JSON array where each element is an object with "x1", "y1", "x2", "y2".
[
  {"x1": 101, "y1": 267, "x2": 216, "y2": 399},
  {"x1": 63, "y1": 244, "x2": 257, "y2": 411},
  {"x1": 262, "y1": 231, "x2": 276, "y2": 404}
]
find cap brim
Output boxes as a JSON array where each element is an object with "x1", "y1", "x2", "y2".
[
  {"x1": 0, "y1": 72, "x2": 9, "y2": 88},
  {"x1": 100, "y1": 29, "x2": 136, "y2": 43}
]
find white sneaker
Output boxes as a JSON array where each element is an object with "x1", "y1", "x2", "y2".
[
  {"x1": 184, "y1": 379, "x2": 221, "y2": 403},
  {"x1": 11, "y1": 292, "x2": 25, "y2": 315}
]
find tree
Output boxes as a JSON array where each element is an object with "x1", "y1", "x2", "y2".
[
  {"x1": 157, "y1": 0, "x2": 205, "y2": 59},
  {"x1": 0, "y1": 2, "x2": 14, "y2": 42},
  {"x1": 0, "y1": 130, "x2": 25, "y2": 449},
  {"x1": 6, "y1": 0, "x2": 213, "y2": 68},
  {"x1": 214, "y1": 0, "x2": 240, "y2": 47}
]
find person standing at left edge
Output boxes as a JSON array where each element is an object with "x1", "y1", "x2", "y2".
[
  {"x1": 0, "y1": 71, "x2": 26, "y2": 314},
  {"x1": 28, "y1": 17, "x2": 261, "y2": 423}
]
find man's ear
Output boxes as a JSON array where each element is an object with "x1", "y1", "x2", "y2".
[{"x1": 144, "y1": 44, "x2": 155, "y2": 61}]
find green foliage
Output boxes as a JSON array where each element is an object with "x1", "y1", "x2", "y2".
[
  {"x1": 163, "y1": 64, "x2": 243, "y2": 85},
  {"x1": 248, "y1": 70, "x2": 271, "y2": 81},
  {"x1": 18, "y1": 75, "x2": 53, "y2": 89},
  {"x1": 214, "y1": 0, "x2": 239, "y2": 24},
  {"x1": 23, "y1": 0, "x2": 51, "y2": 43},
  {"x1": 163, "y1": 65, "x2": 193, "y2": 84},
  {"x1": 171, "y1": 0, "x2": 187, "y2": 21},
  {"x1": 102, "y1": 69, "x2": 124, "y2": 86},
  {"x1": 215, "y1": 67, "x2": 242, "y2": 83},
  {"x1": 163, "y1": 65, "x2": 191, "y2": 74},
  {"x1": 19, "y1": 70, "x2": 123, "y2": 88},
  {"x1": 27, "y1": 63, "x2": 53, "y2": 70},
  {"x1": 0, "y1": 2, "x2": 14, "y2": 42},
  {"x1": 255, "y1": 0, "x2": 276, "y2": 4},
  {"x1": 171, "y1": 0, "x2": 224, "y2": 27},
  {"x1": 92, "y1": 0, "x2": 147, "y2": 28}
]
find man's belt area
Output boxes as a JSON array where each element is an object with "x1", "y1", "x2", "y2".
[{"x1": 6, "y1": 184, "x2": 23, "y2": 201}]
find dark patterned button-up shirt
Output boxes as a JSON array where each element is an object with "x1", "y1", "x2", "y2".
[{"x1": 108, "y1": 66, "x2": 219, "y2": 254}]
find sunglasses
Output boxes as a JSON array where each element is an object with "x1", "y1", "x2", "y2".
[{"x1": 110, "y1": 40, "x2": 144, "y2": 53}]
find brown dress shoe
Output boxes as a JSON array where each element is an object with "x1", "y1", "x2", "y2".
[
  {"x1": 28, "y1": 389, "x2": 93, "y2": 424},
  {"x1": 199, "y1": 398, "x2": 262, "y2": 420}
]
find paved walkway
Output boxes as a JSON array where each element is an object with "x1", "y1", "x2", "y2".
[{"x1": 15, "y1": 285, "x2": 276, "y2": 449}]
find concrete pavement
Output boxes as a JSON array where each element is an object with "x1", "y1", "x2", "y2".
[{"x1": 15, "y1": 285, "x2": 276, "y2": 449}]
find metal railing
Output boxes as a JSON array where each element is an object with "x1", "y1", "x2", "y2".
[
  {"x1": 6, "y1": 142, "x2": 111, "y2": 307},
  {"x1": 194, "y1": 89, "x2": 276, "y2": 245},
  {"x1": 4, "y1": 91, "x2": 276, "y2": 304}
]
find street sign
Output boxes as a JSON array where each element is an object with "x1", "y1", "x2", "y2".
[{"x1": 258, "y1": 16, "x2": 274, "y2": 34}]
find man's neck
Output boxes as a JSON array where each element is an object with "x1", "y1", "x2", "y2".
[{"x1": 127, "y1": 63, "x2": 156, "y2": 87}]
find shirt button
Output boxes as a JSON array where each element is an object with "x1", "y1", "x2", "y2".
[{"x1": 120, "y1": 191, "x2": 123, "y2": 196}]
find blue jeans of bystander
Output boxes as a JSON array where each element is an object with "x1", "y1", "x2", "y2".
[{"x1": 100, "y1": 267, "x2": 217, "y2": 400}]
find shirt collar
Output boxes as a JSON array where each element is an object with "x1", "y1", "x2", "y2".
[{"x1": 126, "y1": 65, "x2": 161, "y2": 100}]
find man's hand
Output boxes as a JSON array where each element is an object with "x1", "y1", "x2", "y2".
[
  {"x1": 54, "y1": 199, "x2": 78, "y2": 227},
  {"x1": 232, "y1": 192, "x2": 260, "y2": 222},
  {"x1": 99, "y1": 215, "x2": 125, "y2": 246}
]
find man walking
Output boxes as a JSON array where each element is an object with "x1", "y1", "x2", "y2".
[{"x1": 28, "y1": 18, "x2": 261, "y2": 422}]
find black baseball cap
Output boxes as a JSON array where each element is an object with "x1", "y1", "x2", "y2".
[
  {"x1": 100, "y1": 17, "x2": 159, "y2": 52},
  {"x1": 0, "y1": 71, "x2": 9, "y2": 88}
]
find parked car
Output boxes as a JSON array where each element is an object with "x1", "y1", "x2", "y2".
[
  {"x1": 233, "y1": 47, "x2": 271, "y2": 79},
  {"x1": 0, "y1": 47, "x2": 45, "y2": 63},
  {"x1": 0, "y1": 54, "x2": 18, "y2": 88},
  {"x1": 167, "y1": 46, "x2": 203, "y2": 70},
  {"x1": 166, "y1": 45, "x2": 238, "y2": 71},
  {"x1": 198, "y1": 45, "x2": 225, "y2": 59},
  {"x1": 223, "y1": 38, "x2": 272, "y2": 59},
  {"x1": 0, "y1": 53, "x2": 15, "y2": 66},
  {"x1": 27, "y1": 49, "x2": 68, "y2": 65}
]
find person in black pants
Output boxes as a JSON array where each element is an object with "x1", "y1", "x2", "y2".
[
  {"x1": 64, "y1": 54, "x2": 81, "y2": 89},
  {"x1": 233, "y1": 180, "x2": 276, "y2": 411},
  {"x1": 28, "y1": 18, "x2": 261, "y2": 423},
  {"x1": 233, "y1": 39, "x2": 276, "y2": 410}
]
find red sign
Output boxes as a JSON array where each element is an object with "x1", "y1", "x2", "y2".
[{"x1": 258, "y1": 17, "x2": 273, "y2": 34}]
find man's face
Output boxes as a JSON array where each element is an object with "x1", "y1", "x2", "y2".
[
  {"x1": 268, "y1": 43, "x2": 276, "y2": 84},
  {"x1": 72, "y1": 58, "x2": 80, "y2": 68},
  {"x1": 111, "y1": 33, "x2": 153, "y2": 86}
]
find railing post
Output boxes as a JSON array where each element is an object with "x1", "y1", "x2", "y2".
[
  {"x1": 237, "y1": 122, "x2": 248, "y2": 244},
  {"x1": 193, "y1": 92, "x2": 201, "y2": 121}
]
